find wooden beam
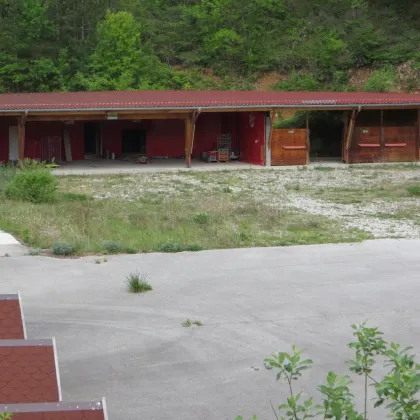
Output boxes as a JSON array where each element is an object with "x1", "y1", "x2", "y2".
[
  {"x1": 344, "y1": 109, "x2": 358, "y2": 163},
  {"x1": 188, "y1": 111, "x2": 200, "y2": 165},
  {"x1": 380, "y1": 109, "x2": 384, "y2": 162},
  {"x1": 185, "y1": 115, "x2": 193, "y2": 168},
  {"x1": 17, "y1": 115, "x2": 27, "y2": 162},
  {"x1": 268, "y1": 110, "x2": 275, "y2": 151},
  {"x1": 306, "y1": 111, "x2": 310, "y2": 165},
  {"x1": 26, "y1": 112, "x2": 191, "y2": 122},
  {"x1": 417, "y1": 109, "x2": 420, "y2": 161},
  {"x1": 341, "y1": 111, "x2": 349, "y2": 162}
]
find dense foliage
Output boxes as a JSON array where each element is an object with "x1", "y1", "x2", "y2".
[{"x1": 0, "y1": 0, "x2": 419, "y2": 92}]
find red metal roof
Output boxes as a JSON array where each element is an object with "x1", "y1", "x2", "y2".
[{"x1": 0, "y1": 90, "x2": 420, "y2": 111}]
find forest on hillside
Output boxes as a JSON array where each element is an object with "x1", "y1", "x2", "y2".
[{"x1": 0, "y1": 0, "x2": 419, "y2": 93}]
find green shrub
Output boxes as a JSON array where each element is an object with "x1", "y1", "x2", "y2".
[
  {"x1": 193, "y1": 212, "x2": 210, "y2": 224},
  {"x1": 184, "y1": 244, "x2": 203, "y2": 252},
  {"x1": 407, "y1": 185, "x2": 420, "y2": 196},
  {"x1": 103, "y1": 240, "x2": 122, "y2": 254},
  {"x1": 123, "y1": 247, "x2": 138, "y2": 254},
  {"x1": 0, "y1": 163, "x2": 17, "y2": 192},
  {"x1": 29, "y1": 248, "x2": 41, "y2": 256},
  {"x1": 273, "y1": 72, "x2": 319, "y2": 92},
  {"x1": 126, "y1": 271, "x2": 152, "y2": 293},
  {"x1": 364, "y1": 67, "x2": 397, "y2": 92},
  {"x1": 52, "y1": 242, "x2": 73, "y2": 256},
  {"x1": 5, "y1": 170, "x2": 58, "y2": 203},
  {"x1": 156, "y1": 242, "x2": 203, "y2": 253}
]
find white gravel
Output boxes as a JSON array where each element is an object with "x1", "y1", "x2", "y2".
[{"x1": 66, "y1": 166, "x2": 420, "y2": 239}]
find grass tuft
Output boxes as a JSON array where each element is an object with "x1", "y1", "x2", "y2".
[
  {"x1": 60, "y1": 192, "x2": 90, "y2": 201},
  {"x1": 193, "y1": 212, "x2": 210, "y2": 224},
  {"x1": 126, "y1": 271, "x2": 152, "y2": 293},
  {"x1": 407, "y1": 185, "x2": 420, "y2": 196},
  {"x1": 182, "y1": 319, "x2": 203, "y2": 327},
  {"x1": 156, "y1": 242, "x2": 203, "y2": 253}
]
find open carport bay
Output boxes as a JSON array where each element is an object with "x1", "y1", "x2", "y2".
[{"x1": 1, "y1": 240, "x2": 419, "y2": 420}]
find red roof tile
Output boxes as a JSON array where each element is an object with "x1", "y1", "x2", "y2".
[{"x1": 0, "y1": 90, "x2": 420, "y2": 111}]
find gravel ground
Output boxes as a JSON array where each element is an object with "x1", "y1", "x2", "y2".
[{"x1": 65, "y1": 165, "x2": 420, "y2": 239}]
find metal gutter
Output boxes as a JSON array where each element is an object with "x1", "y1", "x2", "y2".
[{"x1": 0, "y1": 102, "x2": 419, "y2": 114}]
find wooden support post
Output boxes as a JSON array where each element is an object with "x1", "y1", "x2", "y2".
[
  {"x1": 342, "y1": 111, "x2": 349, "y2": 162},
  {"x1": 344, "y1": 109, "x2": 357, "y2": 163},
  {"x1": 417, "y1": 109, "x2": 420, "y2": 161},
  {"x1": 185, "y1": 114, "x2": 193, "y2": 168},
  {"x1": 268, "y1": 109, "x2": 275, "y2": 151},
  {"x1": 17, "y1": 114, "x2": 27, "y2": 162},
  {"x1": 306, "y1": 111, "x2": 310, "y2": 164},
  {"x1": 189, "y1": 111, "x2": 200, "y2": 164},
  {"x1": 380, "y1": 109, "x2": 384, "y2": 162}
]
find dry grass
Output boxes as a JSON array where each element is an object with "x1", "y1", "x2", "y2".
[
  {"x1": 0, "y1": 190, "x2": 369, "y2": 254},
  {"x1": 6, "y1": 164, "x2": 420, "y2": 254},
  {"x1": 0, "y1": 166, "x2": 374, "y2": 254}
]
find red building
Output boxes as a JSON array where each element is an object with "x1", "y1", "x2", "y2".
[{"x1": 0, "y1": 90, "x2": 420, "y2": 167}]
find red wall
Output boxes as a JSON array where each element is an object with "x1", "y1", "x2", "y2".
[
  {"x1": 25, "y1": 122, "x2": 64, "y2": 160},
  {"x1": 68, "y1": 122, "x2": 84, "y2": 161},
  {"x1": 0, "y1": 112, "x2": 265, "y2": 164},
  {"x1": 193, "y1": 113, "x2": 222, "y2": 156},
  {"x1": 239, "y1": 112, "x2": 265, "y2": 165}
]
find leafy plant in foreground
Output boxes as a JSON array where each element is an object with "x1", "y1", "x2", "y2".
[{"x1": 235, "y1": 323, "x2": 420, "y2": 420}]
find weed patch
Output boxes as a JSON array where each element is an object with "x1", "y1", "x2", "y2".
[
  {"x1": 407, "y1": 185, "x2": 420, "y2": 196},
  {"x1": 52, "y1": 242, "x2": 73, "y2": 256},
  {"x1": 193, "y1": 212, "x2": 210, "y2": 224},
  {"x1": 156, "y1": 242, "x2": 203, "y2": 253},
  {"x1": 182, "y1": 319, "x2": 203, "y2": 327},
  {"x1": 60, "y1": 192, "x2": 90, "y2": 201},
  {"x1": 126, "y1": 272, "x2": 152, "y2": 293},
  {"x1": 103, "y1": 240, "x2": 122, "y2": 254}
]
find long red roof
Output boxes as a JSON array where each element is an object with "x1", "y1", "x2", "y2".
[{"x1": 0, "y1": 90, "x2": 420, "y2": 111}]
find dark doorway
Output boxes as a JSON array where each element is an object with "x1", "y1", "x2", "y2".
[
  {"x1": 122, "y1": 130, "x2": 146, "y2": 154},
  {"x1": 309, "y1": 111, "x2": 344, "y2": 161},
  {"x1": 84, "y1": 123, "x2": 99, "y2": 155}
]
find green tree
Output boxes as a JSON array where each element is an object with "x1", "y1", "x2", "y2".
[
  {"x1": 0, "y1": 0, "x2": 58, "y2": 92},
  {"x1": 81, "y1": 10, "x2": 171, "y2": 90}
]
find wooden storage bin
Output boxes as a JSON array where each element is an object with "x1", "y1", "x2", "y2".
[{"x1": 218, "y1": 151, "x2": 230, "y2": 162}]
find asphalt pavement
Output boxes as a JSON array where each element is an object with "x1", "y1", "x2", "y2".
[{"x1": 1, "y1": 239, "x2": 419, "y2": 420}]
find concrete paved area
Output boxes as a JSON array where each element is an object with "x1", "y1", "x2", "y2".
[
  {"x1": 0, "y1": 230, "x2": 27, "y2": 257},
  {"x1": 53, "y1": 158, "x2": 255, "y2": 175},
  {"x1": 53, "y1": 158, "x2": 420, "y2": 176},
  {"x1": 1, "y1": 239, "x2": 419, "y2": 420}
]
